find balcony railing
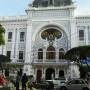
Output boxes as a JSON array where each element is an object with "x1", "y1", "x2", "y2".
[
  {"x1": 31, "y1": 59, "x2": 69, "y2": 66},
  {"x1": 17, "y1": 59, "x2": 24, "y2": 63}
]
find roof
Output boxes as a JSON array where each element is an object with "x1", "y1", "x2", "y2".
[{"x1": 32, "y1": 0, "x2": 72, "y2": 7}]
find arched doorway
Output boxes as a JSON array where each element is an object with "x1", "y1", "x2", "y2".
[
  {"x1": 36, "y1": 70, "x2": 42, "y2": 82},
  {"x1": 45, "y1": 68, "x2": 55, "y2": 80},
  {"x1": 46, "y1": 46, "x2": 56, "y2": 59},
  {"x1": 59, "y1": 70, "x2": 64, "y2": 77}
]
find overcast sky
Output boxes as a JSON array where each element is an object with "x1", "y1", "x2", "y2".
[{"x1": 0, "y1": 0, "x2": 90, "y2": 16}]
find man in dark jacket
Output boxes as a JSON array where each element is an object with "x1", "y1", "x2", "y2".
[
  {"x1": 16, "y1": 72, "x2": 20, "y2": 90},
  {"x1": 21, "y1": 73, "x2": 28, "y2": 90}
]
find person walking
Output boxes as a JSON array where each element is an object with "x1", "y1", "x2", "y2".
[
  {"x1": 16, "y1": 72, "x2": 20, "y2": 90},
  {"x1": 21, "y1": 73, "x2": 28, "y2": 90}
]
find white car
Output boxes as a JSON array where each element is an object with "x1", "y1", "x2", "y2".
[
  {"x1": 59, "y1": 79, "x2": 90, "y2": 90},
  {"x1": 46, "y1": 77, "x2": 66, "y2": 89},
  {"x1": 53, "y1": 77, "x2": 66, "y2": 89}
]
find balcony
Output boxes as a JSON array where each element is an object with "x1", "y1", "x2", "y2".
[
  {"x1": 17, "y1": 59, "x2": 24, "y2": 63},
  {"x1": 31, "y1": 59, "x2": 69, "y2": 66}
]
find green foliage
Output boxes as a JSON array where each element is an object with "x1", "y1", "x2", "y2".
[
  {"x1": 65, "y1": 45, "x2": 90, "y2": 62},
  {"x1": 0, "y1": 87, "x2": 10, "y2": 90},
  {"x1": 0, "y1": 55, "x2": 11, "y2": 73},
  {"x1": 5, "y1": 69, "x2": 9, "y2": 77},
  {"x1": 0, "y1": 24, "x2": 5, "y2": 45},
  {"x1": 65, "y1": 45, "x2": 90, "y2": 78},
  {"x1": 0, "y1": 55, "x2": 11, "y2": 63}
]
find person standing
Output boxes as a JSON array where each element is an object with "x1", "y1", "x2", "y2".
[{"x1": 21, "y1": 73, "x2": 28, "y2": 90}]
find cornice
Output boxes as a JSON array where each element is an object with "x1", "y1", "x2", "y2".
[
  {"x1": 0, "y1": 15, "x2": 27, "y2": 22},
  {"x1": 26, "y1": 5, "x2": 76, "y2": 12}
]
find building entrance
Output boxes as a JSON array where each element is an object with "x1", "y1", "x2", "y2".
[
  {"x1": 59, "y1": 70, "x2": 64, "y2": 77},
  {"x1": 36, "y1": 70, "x2": 42, "y2": 82},
  {"x1": 45, "y1": 68, "x2": 55, "y2": 80}
]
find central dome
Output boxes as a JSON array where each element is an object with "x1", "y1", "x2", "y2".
[{"x1": 32, "y1": 0, "x2": 72, "y2": 7}]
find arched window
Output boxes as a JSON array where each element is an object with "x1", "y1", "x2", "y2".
[
  {"x1": 59, "y1": 48, "x2": 65, "y2": 59},
  {"x1": 38, "y1": 48, "x2": 43, "y2": 59},
  {"x1": 46, "y1": 46, "x2": 56, "y2": 59}
]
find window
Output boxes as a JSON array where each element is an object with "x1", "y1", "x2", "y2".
[
  {"x1": 8, "y1": 32, "x2": 12, "y2": 42},
  {"x1": 49, "y1": 0, "x2": 53, "y2": 5},
  {"x1": 59, "y1": 48, "x2": 65, "y2": 59},
  {"x1": 7, "y1": 51, "x2": 11, "y2": 58},
  {"x1": 19, "y1": 51, "x2": 24, "y2": 60},
  {"x1": 46, "y1": 46, "x2": 56, "y2": 59},
  {"x1": 38, "y1": 48, "x2": 43, "y2": 59},
  {"x1": 79, "y1": 30, "x2": 84, "y2": 41},
  {"x1": 20, "y1": 32, "x2": 25, "y2": 42}
]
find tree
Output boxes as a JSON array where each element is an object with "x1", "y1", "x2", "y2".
[
  {"x1": 65, "y1": 45, "x2": 90, "y2": 78},
  {"x1": 0, "y1": 55, "x2": 11, "y2": 73},
  {"x1": 0, "y1": 24, "x2": 5, "y2": 45},
  {"x1": 0, "y1": 24, "x2": 10, "y2": 74}
]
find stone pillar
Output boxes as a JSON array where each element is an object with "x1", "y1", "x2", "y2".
[
  {"x1": 85, "y1": 26, "x2": 89, "y2": 45},
  {"x1": 70, "y1": 18, "x2": 78, "y2": 48},
  {"x1": 12, "y1": 28, "x2": 19, "y2": 62},
  {"x1": 42, "y1": 68, "x2": 45, "y2": 80},
  {"x1": 56, "y1": 49, "x2": 59, "y2": 62},
  {"x1": 43, "y1": 48, "x2": 46, "y2": 62},
  {"x1": 23, "y1": 20, "x2": 33, "y2": 75},
  {"x1": 55, "y1": 67, "x2": 59, "y2": 78}
]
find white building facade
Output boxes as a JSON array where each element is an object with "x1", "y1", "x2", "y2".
[{"x1": 0, "y1": 0, "x2": 90, "y2": 80}]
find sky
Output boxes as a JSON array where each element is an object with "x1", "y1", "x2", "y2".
[{"x1": 0, "y1": 0, "x2": 90, "y2": 16}]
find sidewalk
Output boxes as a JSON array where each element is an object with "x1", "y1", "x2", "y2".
[
  {"x1": 29, "y1": 88, "x2": 40, "y2": 90},
  {"x1": 33, "y1": 88, "x2": 39, "y2": 90}
]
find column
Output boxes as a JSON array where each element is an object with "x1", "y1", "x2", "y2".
[
  {"x1": 55, "y1": 67, "x2": 59, "y2": 78},
  {"x1": 23, "y1": 20, "x2": 33, "y2": 75},
  {"x1": 12, "y1": 28, "x2": 19, "y2": 62},
  {"x1": 85, "y1": 26, "x2": 89, "y2": 45},
  {"x1": 43, "y1": 48, "x2": 46, "y2": 62},
  {"x1": 56, "y1": 48, "x2": 59, "y2": 62},
  {"x1": 70, "y1": 18, "x2": 78, "y2": 48},
  {"x1": 42, "y1": 68, "x2": 45, "y2": 80}
]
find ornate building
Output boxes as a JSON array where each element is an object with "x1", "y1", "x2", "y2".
[{"x1": 0, "y1": 0, "x2": 90, "y2": 80}]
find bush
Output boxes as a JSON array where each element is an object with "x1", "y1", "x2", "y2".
[
  {"x1": 0, "y1": 87, "x2": 10, "y2": 90},
  {"x1": 5, "y1": 69, "x2": 9, "y2": 77}
]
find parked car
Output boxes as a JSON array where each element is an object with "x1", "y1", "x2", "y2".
[
  {"x1": 46, "y1": 77, "x2": 66, "y2": 89},
  {"x1": 53, "y1": 77, "x2": 66, "y2": 89},
  {"x1": 46, "y1": 80, "x2": 54, "y2": 89},
  {"x1": 59, "y1": 79, "x2": 90, "y2": 90},
  {"x1": 39, "y1": 81, "x2": 49, "y2": 89},
  {"x1": 34, "y1": 81, "x2": 49, "y2": 89}
]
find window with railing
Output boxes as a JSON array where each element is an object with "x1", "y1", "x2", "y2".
[
  {"x1": 20, "y1": 32, "x2": 25, "y2": 42},
  {"x1": 7, "y1": 51, "x2": 11, "y2": 58},
  {"x1": 79, "y1": 30, "x2": 84, "y2": 41},
  {"x1": 38, "y1": 48, "x2": 43, "y2": 59},
  {"x1": 46, "y1": 46, "x2": 56, "y2": 59},
  {"x1": 18, "y1": 51, "x2": 24, "y2": 62},
  {"x1": 8, "y1": 32, "x2": 12, "y2": 42}
]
